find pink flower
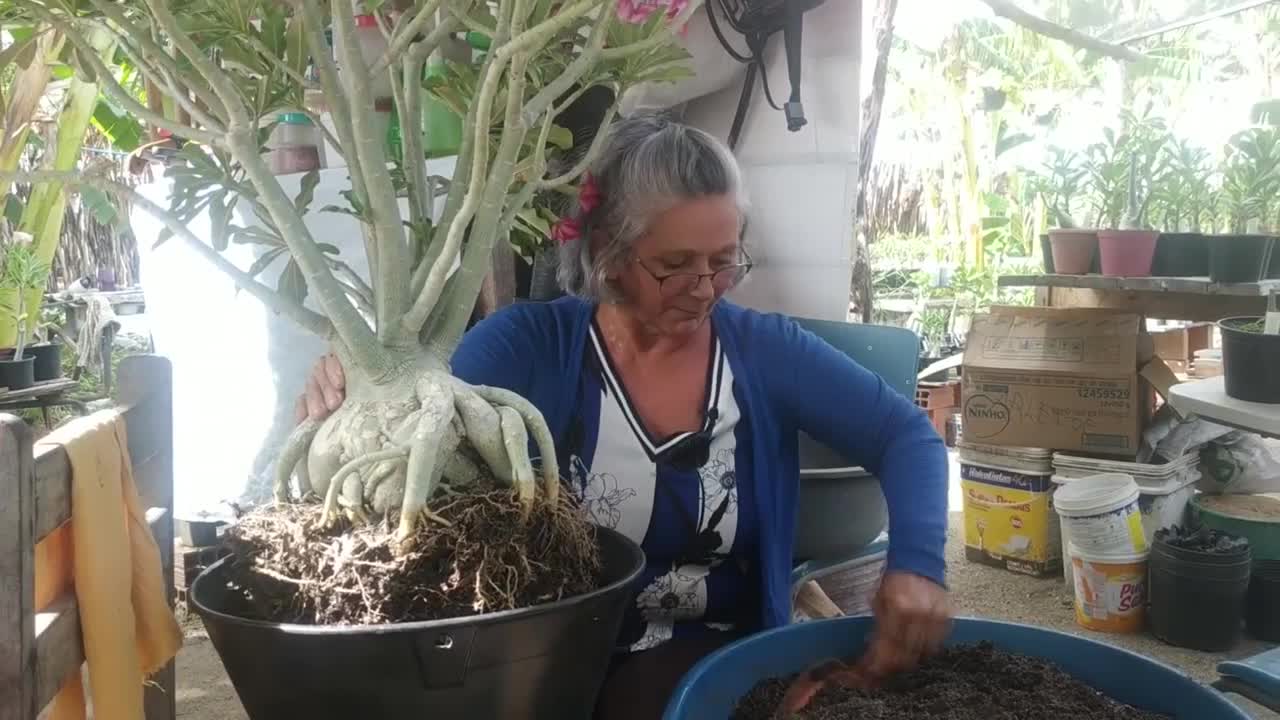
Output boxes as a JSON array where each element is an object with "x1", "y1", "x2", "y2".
[
  {"x1": 551, "y1": 217, "x2": 582, "y2": 245},
  {"x1": 578, "y1": 173, "x2": 602, "y2": 215},
  {"x1": 617, "y1": 0, "x2": 690, "y2": 33}
]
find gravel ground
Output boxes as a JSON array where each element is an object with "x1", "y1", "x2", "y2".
[{"x1": 172, "y1": 468, "x2": 1279, "y2": 720}]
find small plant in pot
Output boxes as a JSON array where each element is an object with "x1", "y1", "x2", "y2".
[
  {"x1": 1211, "y1": 127, "x2": 1280, "y2": 283},
  {"x1": 0, "y1": 238, "x2": 49, "y2": 391},
  {"x1": 26, "y1": 306, "x2": 65, "y2": 382},
  {"x1": 1039, "y1": 148, "x2": 1095, "y2": 275},
  {"x1": 1096, "y1": 157, "x2": 1159, "y2": 277},
  {"x1": 1149, "y1": 139, "x2": 1213, "y2": 277},
  {"x1": 1218, "y1": 306, "x2": 1280, "y2": 404}
]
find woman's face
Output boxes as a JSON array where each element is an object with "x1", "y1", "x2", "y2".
[{"x1": 610, "y1": 194, "x2": 744, "y2": 337}]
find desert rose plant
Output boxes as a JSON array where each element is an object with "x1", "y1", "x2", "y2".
[{"x1": 1, "y1": 0, "x2": 697, "y2": 585}]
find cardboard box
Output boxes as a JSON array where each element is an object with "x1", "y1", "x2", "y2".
[
  {"x1": 962, "y1": 306, "x2": 1150, "y2": 456},
  {"x1": 961, "y1": 461, "x2": 1061, "y2": 577}
]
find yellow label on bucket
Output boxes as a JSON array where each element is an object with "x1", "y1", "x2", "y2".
[
  {"x1": 1072, "y1": 553, "x2": 1146, "y2": 634},
  {"x1": 1126, "y1": 511, "x2": 1147, "y2": 554},
  {"x1": 961, "y1": 464, "x2": 1060, "y2": 576}
]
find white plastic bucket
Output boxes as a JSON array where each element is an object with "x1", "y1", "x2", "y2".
[
  {"x1": 1054, "y1": 473, "x2": 1146, "y2": 558},
  {"x1": 1069, "y1": 543, "x2": 1148, "y2": 634}
]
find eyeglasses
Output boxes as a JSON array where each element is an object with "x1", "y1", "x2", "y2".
[{"x1": 635, "y1": 250, "x2": 754, "y2": 298}]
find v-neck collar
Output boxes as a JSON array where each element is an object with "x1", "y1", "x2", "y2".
[{"x1": 588, "y1": 315, "x2": 725, "y2": 459}]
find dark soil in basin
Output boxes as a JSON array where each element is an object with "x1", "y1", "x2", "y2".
[{"x1": 733, "y1": 642, "x2": 1170, "y2": 719}]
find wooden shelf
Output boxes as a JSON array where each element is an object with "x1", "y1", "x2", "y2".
[
  {"x1": 1168, "y1": 376, "x2": 1280, "y2": 439},
  {"x1": 998, "y1": 274, "x2": 1279, "y2": 322},
  {"x1": 1000, "y1": 274, "x2": 1280, "y2": 296}
]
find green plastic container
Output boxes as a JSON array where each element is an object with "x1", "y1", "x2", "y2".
[
  {"x1": 422, "y1": 60, "x2": 462, "y2": 158},
  {"x1": 1192, "y1": 494, "x2": 1280, "y2": 561}
]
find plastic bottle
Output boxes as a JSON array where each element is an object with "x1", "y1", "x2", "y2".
[{"x1": 269, "y1": 113, "x2": 322, "y2": 175}]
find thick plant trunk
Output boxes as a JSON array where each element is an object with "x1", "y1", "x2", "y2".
[{"x1": 852, "y1": 0, "x2": 899, "y2": 323}]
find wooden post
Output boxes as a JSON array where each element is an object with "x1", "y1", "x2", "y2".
[
  {"x1": 118, "y1": 356, "x2": 176, "y2": 720},
  {"x1": 0, "y1": 417, "x2": 36, "y2": 720}
]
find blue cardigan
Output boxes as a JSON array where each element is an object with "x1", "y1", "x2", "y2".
[{"x1": 451, "y1": 297, "x2": 949, "y2": 630}]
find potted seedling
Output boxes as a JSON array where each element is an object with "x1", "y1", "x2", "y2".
[
  {"x1": 1097, "y1": 155, "x2": 1159, "y2": 277},
  {"x1": 0, "y1": 242, "x2": 48, "y2": 390},
  {"x1": 1211, "y1": 127, "x2": 1280, "y2": 283},
  {"x1": 1150, "y1": 139, "x2": 1213, "y2": 277},
  {"x1": 1219, "y1": 294, "x2": 1280, "y2": 403},
  {"x1": 1040, "y1": 148, "x2": 1095, "y2": 274},
  {"x1": 26, "y1": 305, "x2": 65, "y2": 382}
]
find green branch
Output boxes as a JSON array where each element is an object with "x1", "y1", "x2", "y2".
[
  {"x1": 520, "y1": 0, "x2": 617, "y2": 124},
  {"x1": 600, "y1": 0, "x2": 704, "y2": 59},
  {"x1": 333, "y1": 3, "x2": 411, "y2": 343},
  {"x1": 371, "y1": 0, "x2": 449, "y2": 76},
  {"x1": 17, "y1": 1, "x2": 222, "y2": 145}
]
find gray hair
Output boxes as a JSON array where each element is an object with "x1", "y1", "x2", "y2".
[{"x1": 557, "y1": 112, "x2": 747, "y2": 301}]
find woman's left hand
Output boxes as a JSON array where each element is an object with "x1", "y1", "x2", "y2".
[{"x1": 772, "y1": 572, "x2": 951, "y2": 718}]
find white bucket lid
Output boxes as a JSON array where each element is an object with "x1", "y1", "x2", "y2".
[
  {"x1": 1068, "y1": 541, "x2": 1149, "y2": 564},
  {"x1": 1054, "y1": 473, "x2": 1140, "y2": 516}
]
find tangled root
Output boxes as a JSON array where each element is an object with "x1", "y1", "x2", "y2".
[{"x1": 222, "y1": 490, "x2": 601, "y2": 626}]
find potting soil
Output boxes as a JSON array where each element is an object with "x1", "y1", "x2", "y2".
[
  {"x1": 1155, "y1": 524, "x2": 1249, "y2": 554},
  {"x1": 733, "y1": 643, "x2": 1170, "y2": 720},
  {"x1": 221, "y1": 490, "x2": 602, "y2": 625}
]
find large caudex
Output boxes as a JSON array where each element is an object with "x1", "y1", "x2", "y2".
[{"x1": 1, "y1": 0, "x2": 699, "y2": 548}]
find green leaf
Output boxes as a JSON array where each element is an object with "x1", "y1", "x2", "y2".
[
  {"x1": 209, "y1": 193, "x2": 232, "y2": 251},
  {"x1": 231, "y1": 226, "x2": 282, "y2": 247},
  {"x1": 295, "y1": 169, "x2": 320, "y2": 212},
  {"x1": 154, "y1": 227, "x2": 175, "y2": 249},
  {"x1": 546, "y1": 125, "x2": 574, "y2": 151},
  {"x1": 316, "y1": 243, "x2": 340, "y2": 255},
  {"x1": 277, "y1": 259, "x2": 308, "y2": 304},
  {"x1": 79, "y1": 187, "x2": 119, "y2": 227},
  {"x1": 91, "y1": 100, "x2": 145, "y2": 153},
  {"x1": 246, "y1": 247, "x2": 286, "y2": 279},
  {"x1": 2, "y1": 194, "x2": 23, "y2": 226},
  {"x1": 11, "y1": 35, "x2": 38, "y2": 70}
]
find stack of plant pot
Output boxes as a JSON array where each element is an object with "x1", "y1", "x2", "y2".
[{"x1": 1148, "y1": 525, "x2": 1252, "y2": 652}]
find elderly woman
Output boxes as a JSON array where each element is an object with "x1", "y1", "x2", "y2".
[{"x1": 299, "y1": 113, "x2": 950, "y2": 719}]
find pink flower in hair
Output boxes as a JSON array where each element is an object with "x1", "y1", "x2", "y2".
[
  {"x1": 551, "y1": 217, "x2": 582, "y2": 245},
  {"x1": 578, "y1": 173, "x2": 602, "y2": 215}
]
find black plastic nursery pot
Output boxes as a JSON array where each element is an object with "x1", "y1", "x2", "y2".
[
  {"x1": 0, "y1": 355, "x2": 35, "y2": 390},
  {"x1": 1247, "y1": 560, "x2": 1280, "y2": 642},
  {"x1": 27, "y1": 342, "x2": 62, "y2": 382},
  {"x1": 191, "y1": 526, "x2": 645, "y2": 720},
  {"x1": 1152, "y1": 233, "x2": 1210, "y2": 277},
  {"x1": 1209, "y1": 235, "x2": 1275, "y2": 283},
  {"x1": 1219, "y1": 317, "x2": 1280, "y2": 404},
  {"x1": 1148, "y1": 534, "x2": 1252, "y2": 652}
]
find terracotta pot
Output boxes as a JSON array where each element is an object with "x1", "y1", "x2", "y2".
[
  {"x1": 1097, "y1": 229, "x2": 1159, "y2": 277},
  {"x1": 1048, "y1": 230, "x2": 1097, "y2": 275}
]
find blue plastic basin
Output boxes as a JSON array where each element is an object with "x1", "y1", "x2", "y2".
[{"x1": 663, "y1": 617, "x2": 1253, "y2": 719}]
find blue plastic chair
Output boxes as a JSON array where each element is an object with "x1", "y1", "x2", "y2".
[
  {"x1": 787, "y1": 318, "x2": 922, "y2": 595},
  {"x1": 791, "y1": 317, "x2": 921, "y2": 402}
]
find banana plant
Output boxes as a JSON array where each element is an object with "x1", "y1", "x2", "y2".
[{"x1": 1, "y1": 0, "x2": 696, "y2": 548}]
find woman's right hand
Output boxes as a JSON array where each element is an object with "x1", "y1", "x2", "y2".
[{"x1": 295, "y1": 352, "x2": 346, "y2": 424}]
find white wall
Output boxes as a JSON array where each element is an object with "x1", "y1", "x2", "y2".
[{"x1": 135, "y1": 161, "x2": 453, "y2": 515}]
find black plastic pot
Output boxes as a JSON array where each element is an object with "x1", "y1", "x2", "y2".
[
  {"x1": 1246, "y1": 560, "x2": 1280, "y2": 642},
  {"x1": 1209, "y1": 235, "x2": 1275, "y2": 283},
  {"x1": 1149, "y1": 534, "x2": 1251, "y2": 651},
  {"x1": 27, "y1": 343, "x2": 62, "y2": 382},
  {"x1": 191, "y1": 526, "x2": 645, "y2": 720},
  {"x1": 0, "y1": 355, "x2": 35, "y2": 390},
  {"x1": 1219, "y1": 317, "x2": 1280, "y2": 404},
  {"x1": 1153, "y1": 233, "x2": 1210, "y2": 277}
]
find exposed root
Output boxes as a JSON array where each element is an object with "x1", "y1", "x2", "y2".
[
  {"x1": 221, "y1": 490, "x2": 601, "y2": 626},
  {"x1": 498, "y1": 406, "x2": 536, "y2": 513},
  {"x1": 274, "y1": 418, "x2": 321, "y2": 502},
  {"x1": 473, "y1": 385, "x2": 560, "y2": 504},
  {"x1": 320, "y1": 448, "x2": 409, "y2": 526}
]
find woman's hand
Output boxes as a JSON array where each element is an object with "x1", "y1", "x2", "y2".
[
  {"x1": 295, "y1": 352, "x2": 346, "y2": 424},
  {"x1": 773, "y1": 572, "x2": 951, "y2": 718}
]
